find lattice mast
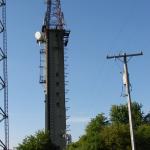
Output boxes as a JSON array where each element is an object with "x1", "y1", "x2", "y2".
[
  {"x1": 45, "y1": 0, "x2": 64, "y2": 29},
  {"x1": 0, "y1": 0, "x2": 9, "y2": 149}
]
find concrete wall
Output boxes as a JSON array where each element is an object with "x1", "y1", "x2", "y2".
[{"x1": 46, "y1": 29, "x2": 66, "y2": 149}]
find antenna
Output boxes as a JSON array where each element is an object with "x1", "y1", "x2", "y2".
[
  {"x1": 0, "y1": 0, "x2": 9, "y2": 149},
  {"x1": 44, "y1": 0, "x2": 64, "y2": 29}
]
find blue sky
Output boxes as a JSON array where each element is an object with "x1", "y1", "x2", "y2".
[{"x1": 1, "y1": 0, "x2": 150, "y2": 148}]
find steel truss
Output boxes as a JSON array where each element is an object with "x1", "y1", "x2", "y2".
[
  {"x1": 45, "y1": 0, "x2": 64, "y2": 29},
  {"x1": 0, "y1": 0, "x2": 9, "y2": 149}
]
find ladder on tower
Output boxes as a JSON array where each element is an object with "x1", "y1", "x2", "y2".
[{"x1": 39, "y1": 49, "x2": 46, "y2": 84}]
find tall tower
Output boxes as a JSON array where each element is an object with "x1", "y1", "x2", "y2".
[
  {"x1": 0, "y1": 0, "x2": 9, "y2": 150},
  {"x1": 35, "y1": 0, "x2": 70, "y2": 149}
]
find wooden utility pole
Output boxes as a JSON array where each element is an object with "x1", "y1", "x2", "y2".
[{"x1": 107, "y1": 51, "x2": 143, "y2": 150}]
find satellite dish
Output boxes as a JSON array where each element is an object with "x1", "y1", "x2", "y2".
[{"x1": 35, "y1": 31, "x2": 43, "y2": 41}]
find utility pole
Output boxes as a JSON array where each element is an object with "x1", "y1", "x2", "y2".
[{"x1": 107, "y1": 51, "x2": 143, "y2": 150}]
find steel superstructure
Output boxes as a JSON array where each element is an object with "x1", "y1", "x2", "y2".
[
  {"x1": 44, "y1": 0, "x2": 64, "y2": 29},
  {"x1": 0, "y1": 0, "x2": 9, "y2": 149}
]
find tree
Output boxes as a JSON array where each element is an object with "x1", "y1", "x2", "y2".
[
  {"x1": 17, "y1": 130, "x2": 58, "y2": 150},
  {"x1": 144, "y1": 112, "x2": 150, "y2": 124},
  {"x1": 110, "y1": 102, "x2": 144, "y2": 126},
  {"x1": 85, "y1": 113, "x2": 108, "y2": 135},
  {"x1": 67, "y1": 102, "x2": 150, "y2": 150},
  {"x1": 67, "y1": 114, "x2": 108, "y2": 150},
  {"x1": 136, "y1": 124, "x2": 150, "y2": 150},
  {"x1": 100, "y1": 124, "x2": 131, "y2": 150}
]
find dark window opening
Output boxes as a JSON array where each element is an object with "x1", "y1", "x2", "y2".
[
  {"x1": 56, "y1": 92, "x2": 60, "y2": 96},
  {"x1": 56, "y1": 82, "x2": 60, "y2": 86},
  {"x1": 56, "y1": 72, "x2": 59, "y2": 77},
  {"x1": 56, "y1": 102, "x2": 60, "y2": 107}
]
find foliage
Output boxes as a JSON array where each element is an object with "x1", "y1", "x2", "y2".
[
  {"x1": 67, "y1": 114, "x2": 108, "y2": 150},
  {"x1": 85, "y1": 113, "x2": 108, "y2": 135},
  {"x1": 100, "y1": 124, "x2": 131, "y2": 150},
  {"x1": 144, "y1": 112, "x2": 150, "y2": 124},
  {"x1": 67, "y1": 102, "x2": 150, "y2": 150},
  {"x1": 110, "y1": 102, "x2": 144, "y2": 126},
  {"x1": 17, "y1": 130, "x2": 58, "y2": 150},
  {"x1": 136, "y1": 124, "x2": 150, "y2": 150}
]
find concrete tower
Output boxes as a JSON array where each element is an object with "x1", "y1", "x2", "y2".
[{"x1": 35, "y1": 0, "x2": 70, "y2": 149}]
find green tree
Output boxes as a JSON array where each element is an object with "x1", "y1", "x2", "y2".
[
  {"x1": 136, "y1": 124, "x2": 150, "y2": 150},
  {"x1": 110, "y1": 102, "x2": 144, "y2": 126},
  {"x1": 67, "y1": 102, "x2": 150, "y2": 150},
  {"x1": 84, "y1": 114, "x2": 108, "y2": 150},
  {"x1": 100, "y1": 124, "x2": 131, "y2": 150},
  {"x1": 17, "y1": 130, "x2": 58, "y2": 150},
  {"x1": 67, "y1": 114, "x2": 108, "y2": 150},
  {"x1": 144, "y1": 112, "x2": 150, "y2": 124},
  {"x1": 85, "y1": 113, "x2": 108, "y2": 135}
]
